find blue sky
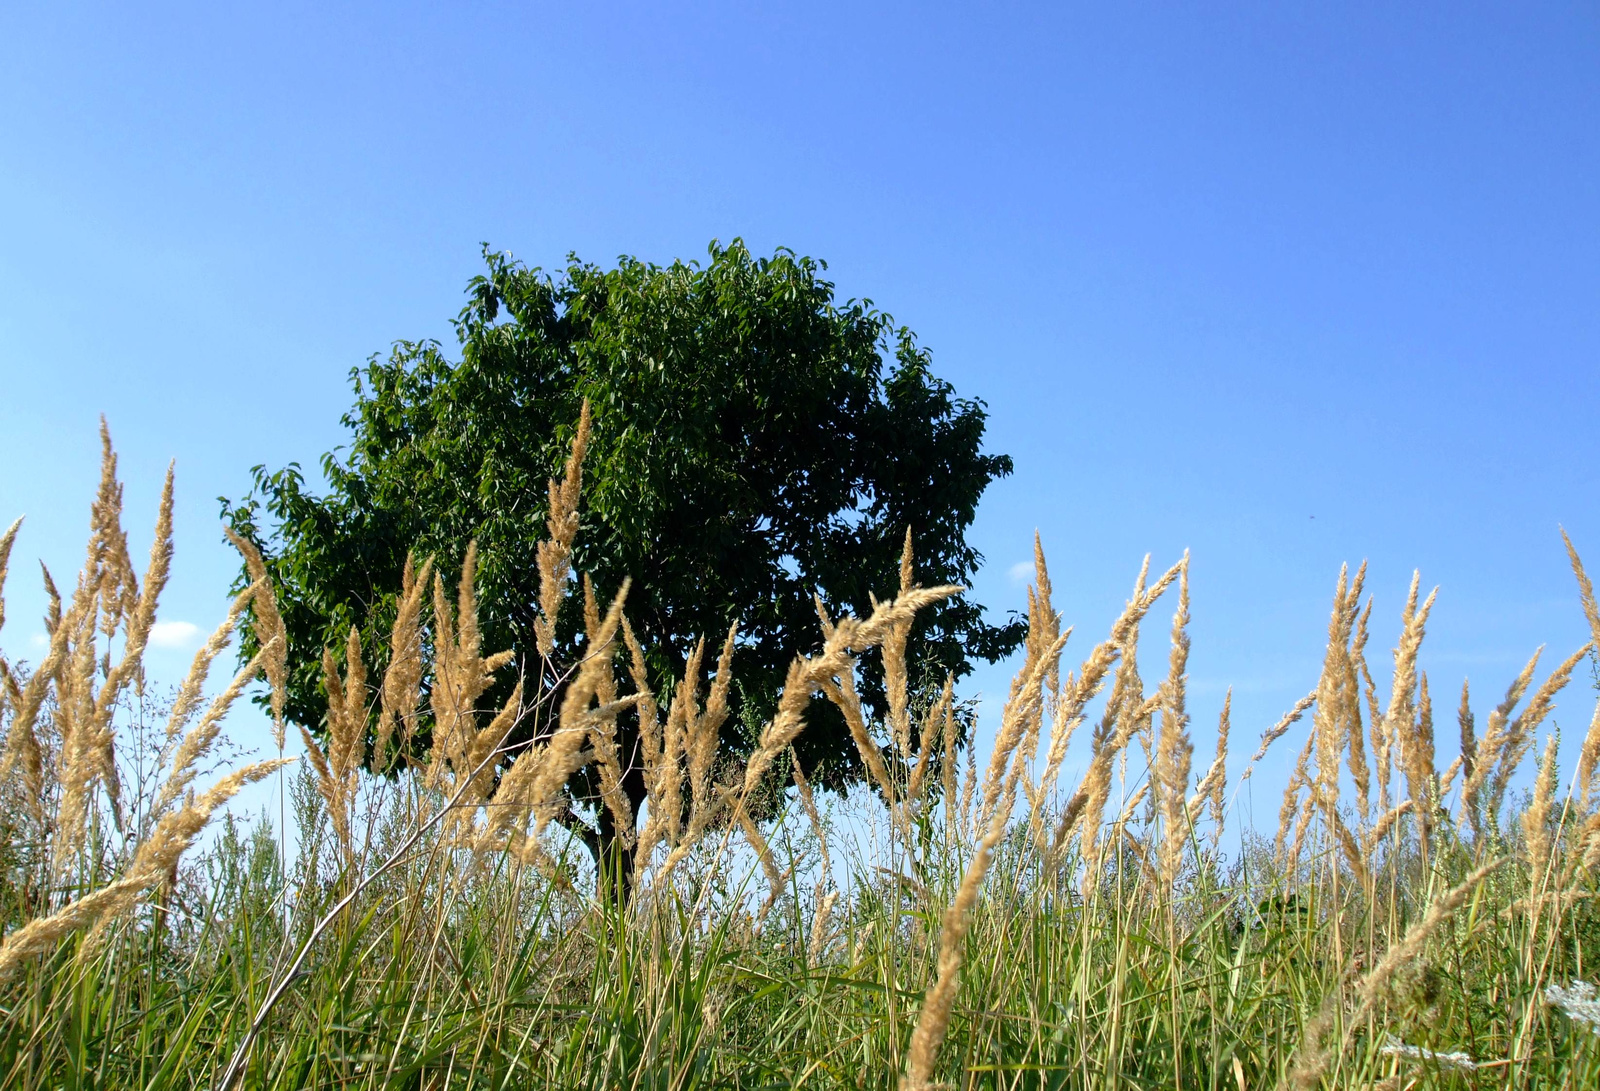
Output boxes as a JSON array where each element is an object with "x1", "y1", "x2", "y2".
[{"x1": 2, "y1": 2, "x2": 1598, "y2": 819}]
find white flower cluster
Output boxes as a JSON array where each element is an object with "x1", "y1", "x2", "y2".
[
  {"x1": 1546, "y1": 980, "x2": 1600, "y2": 1037},
  {"x1": 1379, "y1": 1036, "x2": 1478, "y2": 1071}
]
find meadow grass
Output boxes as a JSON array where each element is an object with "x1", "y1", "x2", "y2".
[{"x1": 2, "y1": 421, "x2": 1599, "y2": 1089}]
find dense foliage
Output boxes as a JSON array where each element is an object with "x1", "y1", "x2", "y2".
[{"x1": 224, "y1": 240, "x2": 1021, "y2": 862}]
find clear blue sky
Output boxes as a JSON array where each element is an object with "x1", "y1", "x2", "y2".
[{"x1": 3, "y1": 2, "x2": 1597, "y2": 817}]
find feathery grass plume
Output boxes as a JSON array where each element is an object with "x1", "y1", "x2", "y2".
[
  {"x1": 672, "y1": 636, "x2": 714, "y2": 831},
  {"x1": 1457, "y1": 679, "x2": 1477, "y2": 786},
  {"x1": 940, "y1": 675, "x2": 962, "y2": 842},
  {"x1": 1035, "y1": 555, "x2": 1157, "y2": 775},
  {"x1": 1275, "y1": 734, "x2": 1315, "y2": 866},
  {"x1": 0, "y1": 519, "x2": 20, "y2": 785},
  {"x1": 1415, "y1": 673, "x2": 1437, "y2": 851},
  {"x1": 633, "y1": 625, "x2": 737, "y2": 871},
  {"x1": 733, "y1": 795, "x2": 785, "y2": 916},
  {"x1": 791, "y1": 754, "x2": 837, "y2": 965},
  {"x1": 1364, "y1": 799, "x2": 1414, "y2": 856},
  {"x1": 813, "y1": 592, "x2": 836, "y2": 641},
  {"x1": 842, "y1": 583, "x2": 953, "y2": 649},
  {"x1": 1286, "y1": 773, "x2": 1320, "y2": 870},
  {"x1": 1487, "y1": 643, "x2": 1589, "y2": 819},
  {"x1": 902, "y1": 620, "x2": 1069, "y2": 1091},
  {"x1": 1461, "y1": 643, "x2": 1588, "y2": 867},
  {"x1": 974, "y1": 613, "x2": 1069, "y2": 843},
  {"x1": 1379, "y1": 572, "x2": 1437, "y2": 861},
  {"x1": 1576, "y1": 699, "x2": 1600, "y2": 826},
  {"x1": 0, "y1": 431, "x2": 288, "y2": 981},
  {"x1": 1114, "y1": 782, "x2": 1151, "y2": 841},
  {"x1": 959, "y1": 734, "x2": 977, "y2": 838},
  {"x1": 1030, "y1": 611, "x2": 1120, "y2": 838},
  {"x1": 42, "y1": 562, "x2": 62, "y2": 633},
  {"x1": 88, "y1": 437, "x2": 173, "y2": 821},
  {"x1": 301, "y1": 627, "x2": 368, "y2": 867},
  {"x1": 1284, "y1": 857, "x2": 1506, "y2": 1090},
  {"x1": 748, "y1": 589, "x2": 961, "y2": 802},
  {"x1": 649, "y1": 633, "x2": 700, "y2": 855},
  {"x1": 527, "y1": 580, "x2": 631, "y2": 844},
  {"x1": 98, "y1": 458, "x2": 165, "y2": 767},
  {"x1": 822, "y1": 665, "x2": 900, "y2": 815},
  {"x1": 425, "y1": 544, "x2": 516, "y2": 800},
  {"x1": 582, "y1": 576, "x2": 634, "y2": 843},
  {"x1": 1044, "y1": 558, "x2": 1183, "y2": 873},
  {"x1": 224, "y1": 526, "x2": 288, "y2": 750},
  {"x1": 159, "y1": 580, "x2": 260, "y2": 742},
  {"x1": 422, "y1": 549, "x2": 527, "y2": 855},
  {"x1": 327, "y1": 627, "x2": 367, "y2": 813},
  {"x1": 1565, "y1": 529, "x2": 1600, "y2": 648},
  {"x1": 1326, "y1": 800, "x2": 1370, "y2": 888},
  {"x1": 651, "y1": 592, "x2": 950, "y2": 889},
  {"x1": 50, "y1": 601, "x2": 99, "y2": 880},
  {"x1": 884, "y1": 527, "x2": 915, "y2": 759},
  {"x1": 0, "y1": 516, "x2": 21, "y2": 638},
  {"x1": 908, "y1": 674, "x2": 953, "y2": 814},
  {"x1": 703, "y1": 585, "x2": 958, "y2": 882},
  {"x1": 1566, "y1": 532, "x2": 1600, "y2": 811},
  {"x1": 533, "y1": 399, "x2": 591, "y2": 659},
  {"x1": 1016, "y1": 535, "x2": 1062, "y2": 804},
  {"x1": 0, "y1": 756, "x2": 288, "y2": 984},
  {"x1": 459, "y1": 684, "x2": 549, "y2": 859},
  {"x1": 1033, "y1": 534, "x2": 1062, "y2": 697},
  {"x1": 0, "y1": 573, "x2": 54, "y2": 821},
  {"x1": 1523, "y1": 734, "x2": 1558, "y2": 888},
  {"x1": 47, "y1": 440, "x2": 176, "y2": 870},
  {"x1": 1460, "y1": 649, "x2": 1541, "y2": 841},
  {"x1": 690, "y1": 623, "x2": 738, "y2": 828},
  {"x1": 376, "y1": 552, "x2": 432, "y2": 770},
  {"x1": 1437, "y1": 752, "x2": 1464, "y2": 801},
  {"x1": 1570, "y1": 806, "x2": 1600, "y2": 879},
  {"x1": 85, "y1": 421, "x2": 133, "y2": 649},
  {"x1": 149, "y1": 605, "x2": 276, "y2": 824},
  {"x1": 1241, "y1": 691, "x2": 1317, "y2": 784},
  {"x1": 1025, "y1": 538, "x2": 1075, "y2": 828},
  {"x1": 1362, "y1": 653, "x2": 1392, "y2": 812},
  {"x1": 622, "y1": 616, "x2": 670, "y2": 864},
  {"x1": 1347, "y1": 597, "x2": 1374, "y2": 823},
  {"x1": 1188, "y1": 689, "x2": 1230, "y2": 854},
  {"x1": 1154, "y1": 554, "x2": 1193, "y2": 892}
]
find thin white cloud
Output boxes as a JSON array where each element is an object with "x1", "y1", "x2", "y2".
[
  {"x1": 29, "y1": 632, "x2": 48, "y2": 649},
  {"x1": 149, "y1": 620, "x2": 200, "y2": 649},
  {"x1": 1008, "y1": 561, "x2": 1034, "y2": 584}
]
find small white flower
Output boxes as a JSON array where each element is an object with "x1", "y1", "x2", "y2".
[
  {"x1": 1379, "y1": 1036, "x2": 1478, "y2": 1071},
  {"x1": 1546, "y1": 980, "x2": 1600, "y2": 1036}
]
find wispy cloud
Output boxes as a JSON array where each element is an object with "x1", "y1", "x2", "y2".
[
  {"x1": 1008, "y1": 561, "x2": 1034, "y2": 584},
  {"x1": 29, "y1": 633, "x2": 47, "y2": 649},
  {"x1": 149, "y1": 620, "x2": 200, "y2": 649}
]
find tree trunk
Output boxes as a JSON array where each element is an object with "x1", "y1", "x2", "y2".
[{"x1": 591, "y1": 716, "x2": 650, "y2": 904}]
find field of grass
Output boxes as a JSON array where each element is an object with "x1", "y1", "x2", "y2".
[{"x1": 3, "y1": 422, "x2": 1599, "y2": 1089}]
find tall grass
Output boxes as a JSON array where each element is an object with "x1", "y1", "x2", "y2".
[{"x1": 2, "y1": 418, "x2": 1599, "y2": 1089}]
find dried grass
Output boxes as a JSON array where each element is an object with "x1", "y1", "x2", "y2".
[
  {"x1": 11, "y1": 420, "x2": 1600, "y2": 1089},
  {"x1": 0, "y1": 427, "x2": 288, "y2": 982},
  {"x1": 533, "y1": 400, "x2": 591, "y2": 659}
]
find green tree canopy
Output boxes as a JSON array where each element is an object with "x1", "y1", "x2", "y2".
[{"x1": 224, "y1": 239, "x2": 1021, "y2": 859}]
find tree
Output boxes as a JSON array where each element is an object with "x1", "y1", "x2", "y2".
[{"x1": 223, "y1": 239, "x2": 1022, "y2": 877}]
